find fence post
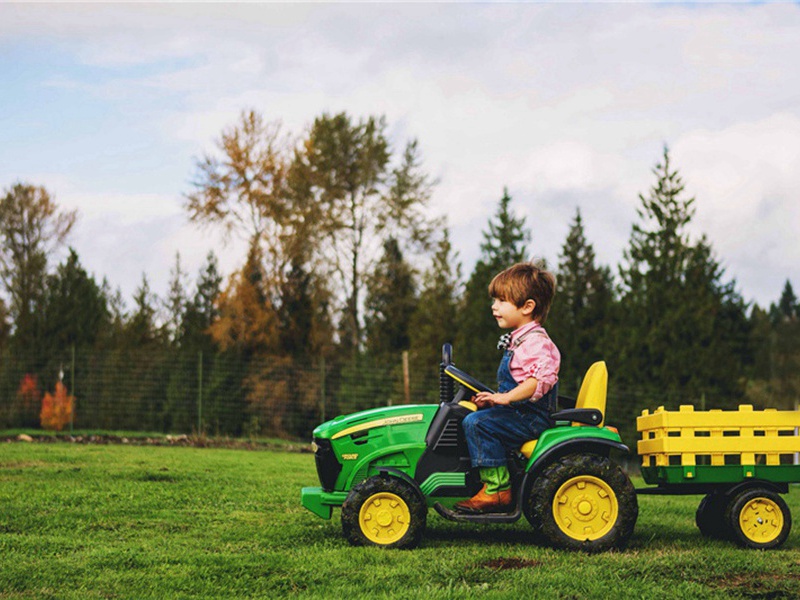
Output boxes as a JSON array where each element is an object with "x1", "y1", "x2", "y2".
[
  {"x1": 197, "y1": 350, "x2": 203, "y2": 434},
  {"x1": 70, "y1": 344, "x2": 75, "y2": 434},
  {"x1": 402, "y1": 350, "x2": 410, "y2": 405},
  {"x1": 320, "y1": 357, "x2": 326, "y2": 423}
]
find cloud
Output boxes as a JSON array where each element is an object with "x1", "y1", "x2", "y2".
[{"x1": 3, "y1": 2, "x2": 800, "y2": 308}]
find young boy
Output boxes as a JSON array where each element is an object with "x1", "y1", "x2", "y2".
[{"x1": 454, "y1": 262, "x2": 560, "y2": 514}]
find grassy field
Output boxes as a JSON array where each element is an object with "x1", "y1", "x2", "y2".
[{"x1": 1, "y1": 443, "x2": 799, "y2": 599}]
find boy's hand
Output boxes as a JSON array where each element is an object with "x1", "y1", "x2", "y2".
[{"x1": 474, "y1": 391, "x2": 511, "y2": 408}]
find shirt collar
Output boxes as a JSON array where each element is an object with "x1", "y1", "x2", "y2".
[{"x1": 511, "y1": 320, "x2": 541, "y2": 341}]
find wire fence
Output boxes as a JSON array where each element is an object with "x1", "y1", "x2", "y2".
[{"x1": 0, "y1": 347, "x2": 773, "y2": 448}]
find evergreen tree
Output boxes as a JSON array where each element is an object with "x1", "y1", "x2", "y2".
[
  {"x1": 409, "y1": 230, "x2": 462, "y2": 399},
  {"x1": 548, "y1": 208, "x2": 614, "y2": 394},
  {"x1": 182, "y1": 251, "x2": 223, "y2": 351},
  {"x1": 615, "y1": 146, "x2": 751, "y2": 405},
  {"x1": 456, "y1": 188, "x2": 530, "y2": 382},
  {"x1": 772, "y1": 280, "x2": 798, "y2": 323},
  {"x1": 126, "y1": 274, "x2": 159, "y2": 347},
  {"x1": 41, "y1": 248, "x2": 109, "y2": 351},
  {"x1": 364, "y1": 237, "x2": 417, "y2": 358},
  {"x1": 163, "y1": 252, "x2": 188, "y2": 346}
]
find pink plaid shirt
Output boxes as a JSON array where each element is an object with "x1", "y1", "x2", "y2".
[{"x1": 508, "y1": 321, "x2": 560, "y2": 400}]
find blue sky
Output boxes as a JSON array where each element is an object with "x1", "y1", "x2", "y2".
[{"x1": 1, "y1": 2, "x2": 799, "y2": 312}]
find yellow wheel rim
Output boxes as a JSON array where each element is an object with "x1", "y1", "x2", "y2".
[
  {"x1": 358, "y1": 492, "x2": 411, "y2": 545},
  {"x1": 553, "y1": 475, "x2": 619, "y2": 541},
  {"x1": 739, "y1": 497, "x2": 783, "y2": 544}
]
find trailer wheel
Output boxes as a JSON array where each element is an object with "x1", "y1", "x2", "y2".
[
  {"x1": 695, "y1": 493, "x2": 731, "y2": 540},
  {"x1": 725, "y1": 488, "x2": 791, "y2": 550},
  {"x1": 526, "y1": 454, "x2": 638, "y2": 552},
  {"x1": 341, "y1": 475, "x2": 427, "y2": 549}
]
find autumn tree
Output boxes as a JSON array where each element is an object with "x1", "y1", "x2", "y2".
[{"x1": 0, "y1": 183, "x2": 77, "y2": 353}]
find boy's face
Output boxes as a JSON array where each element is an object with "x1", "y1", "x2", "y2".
[{"x1": 491, "y1": 297, "x2": 536, "y2": 330}]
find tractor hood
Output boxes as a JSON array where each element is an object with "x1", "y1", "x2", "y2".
[{"x1": 313, "y1": 404, "x2": 438, "y2": 442}]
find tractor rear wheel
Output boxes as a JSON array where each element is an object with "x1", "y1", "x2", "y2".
[
  {"x1": 526, "y1": 454, "x2": 638, "y2": 552},
  {"x1": 341, "y1": 475, "x2": 427, "y2": 549},
  {"x1": 725, "y1": 488, "x2": 791, "y2": 550},
  {"x1": 695, "y1": 493, "x2": 731, "y2": 540}
]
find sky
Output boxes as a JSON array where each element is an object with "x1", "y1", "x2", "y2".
[{"x1": 1, "y1": 2, "x2": 799, "y2": 311}]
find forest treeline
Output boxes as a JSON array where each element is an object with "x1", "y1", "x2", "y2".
[{"x1": 1, "y1": 110, "x2": 798, "y2": 443}]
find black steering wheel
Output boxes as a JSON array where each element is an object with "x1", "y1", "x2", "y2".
[{"x1": 444, "y1": 364, "x2": 494, "y2": 395}]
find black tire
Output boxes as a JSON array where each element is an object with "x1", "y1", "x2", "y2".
[
  {"x1": 725, "y1": 488, "x2": 791, "y2": 550},
  {"x1": 341, "y1": 475, "x2": 427, "y2": 549},
  {"x1": 696, "y1": 493, "x2": 731, "y2": 540},
  {"x1": 525, "y1": 454, "x2": 638, "y2": 552}
]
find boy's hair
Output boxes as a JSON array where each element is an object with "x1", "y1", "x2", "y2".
[{"x1": 488, "y1": 261, "x2": 557, "y2": 323}]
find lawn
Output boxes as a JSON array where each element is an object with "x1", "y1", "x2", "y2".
[{"x1": 1, "y1": 443, "x2": 799, "y2": 599}]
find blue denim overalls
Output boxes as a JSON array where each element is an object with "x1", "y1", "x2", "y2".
[{"x1": 461, "y1": 330, "x2": 558, "y2": 468}]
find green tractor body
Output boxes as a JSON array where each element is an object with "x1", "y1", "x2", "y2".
[{"x1": 301, "y1": 345, "x2": 639, "y2": 551}]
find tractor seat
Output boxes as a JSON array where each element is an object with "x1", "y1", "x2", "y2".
[{"x1": 518, "y1": 361, "x2": 608, "y2": 459}]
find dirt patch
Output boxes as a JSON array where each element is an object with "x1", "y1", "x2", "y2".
[
  {"x1": 2, "y1": 433, "x2": 312, "y2": 453},
  {"x1": 710, "y1": 573, "x2": 800, "y2": 599},
  {"x1": 479, "y1": 558, "x2": 543, "y2": 570}
]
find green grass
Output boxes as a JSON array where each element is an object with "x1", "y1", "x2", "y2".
[{"x1": 1, "y1": 444, "x2": 799, "y2": 599}]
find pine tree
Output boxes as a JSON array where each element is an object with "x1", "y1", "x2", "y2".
[
  {"x1": 409, "y1": 230, "x2": 462, "y2": 399},
  {"x1": 615, "y1": 146, "x2": 751, "y2": 405},
  {"x1": 456, "y1": 188, "x2": 530, "y2": 382},
  {"x1": 364, "y1": 237, "x2": 417, "y2": 358},
  {"x1": 163, "y1": 252, "x2": 188, "y2": 346},
  {"x1": 772, "y1": 280, "x2": 798, "y2": 323},
  {"x1": 41, "y1": 248, "x2": 109, "y2": 351},
  {"x1": 549, "y1": 208, "x2": 614, "y2": 393}
]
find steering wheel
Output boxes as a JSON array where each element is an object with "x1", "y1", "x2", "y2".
[{"x1": 444, "y1": 364, "x2": 494, "y2": 395}]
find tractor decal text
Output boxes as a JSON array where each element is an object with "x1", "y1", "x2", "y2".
[{"x1": 331, "y1": 414, "x2": 424, "y2": 440}]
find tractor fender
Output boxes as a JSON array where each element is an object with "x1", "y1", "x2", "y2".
[
  {"x1": 518, "y1": 438, "x2": 630, "y2": 510},
  {"x1": 376, "y1": 467, "x2": 426, "y2": 505},
  {"x1": 712, "y1": 479, "x2": 789, "y2": 498}
]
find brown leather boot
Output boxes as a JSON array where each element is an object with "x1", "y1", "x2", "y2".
[{"x1": 454, "y1": 484, "x2": 512, "y2": 514}]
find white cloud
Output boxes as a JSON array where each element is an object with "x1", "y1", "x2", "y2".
[{"x1": 3, "y1": 2, "x2": 800, "y2": 308}]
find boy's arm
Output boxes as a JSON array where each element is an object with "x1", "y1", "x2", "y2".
[{"x1": 475, "y1": 377, "x2": 539, "y2": 407}]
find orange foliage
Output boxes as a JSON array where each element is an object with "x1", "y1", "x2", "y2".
[
  {"x1": 40, "y1": 382, "x2": 74, "y2": 431},
  {"x1": 17, "y1": 374, "x2": 41, "y2": 408}
]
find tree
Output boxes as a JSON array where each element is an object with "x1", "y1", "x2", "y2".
[
  {"x1": 41, "y1": 248, "x2": 109, "y2": 351},
  {"x1": 182, "y1": 251, "x2": 223, "y2": 351},
  {"x1": 364, "y1": 237, "x2": 417, "y2": 358},
  {"x1": 549, "y1": 208, "x2": 614, "y2": 393},
  {"x1": 615, "y1": 146, "x2": 751, "y2": 405},
  {"x1": 163, "y1": 252, "x2": 189, "y2": 345},
  {"x1": 293, "y1": 112, "x2": 437, "y2": 354},
  {"x1": 0, "y1": 183, "x2": 77, "y2": 352},
  {"x1": 126, "y1": 274, "x2": 159, "y2": 347},
  {"x1": 456, "y1": 188, "x2": 530, "y2": 382},
  {"x1": 208, "y1": 242, "x2": 279, "y2": 357},
  {"x1": 772, "y1": 280, "x2": 798, "y2": 323},
  {"x1": 409, "y1": 230, "x2": 462, "y2": 399}
]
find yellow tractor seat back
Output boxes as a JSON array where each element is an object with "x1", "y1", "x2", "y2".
[{"x1": 574, "y1": 361, "x2": 608, "y2": 427}]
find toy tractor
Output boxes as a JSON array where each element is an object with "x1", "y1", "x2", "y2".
[{"x1": 301, "y1": 345, "x2": 638, "y2": 551}]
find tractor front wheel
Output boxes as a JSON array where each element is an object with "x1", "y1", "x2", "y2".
[
  {"x1": 341, "y1": 475, "x2": 427, "y2": 549},
  {"x1": 725, "y1": 488, "x2": 791, "y2": 550},
  {"x1": 526, "y1": 454, "x2": 638, "y2": 552}
]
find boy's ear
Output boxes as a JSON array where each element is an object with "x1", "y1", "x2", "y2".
[{"x1": 521, "y1": 299, "x2": 536, "y2": 316}]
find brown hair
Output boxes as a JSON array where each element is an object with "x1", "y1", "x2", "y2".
[{"x1": 488, "y1": 261, "x2": 557, "y2": 323}]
